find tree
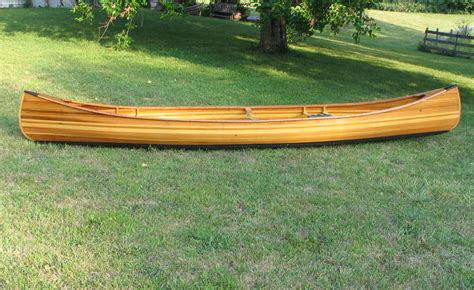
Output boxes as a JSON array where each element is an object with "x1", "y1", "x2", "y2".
[
  {"x1": 256, "y1": 0, "x2": 379, "y2": 53},
  {"x1": 73, "y1": 0, "x2": 378, "y2": 52}
]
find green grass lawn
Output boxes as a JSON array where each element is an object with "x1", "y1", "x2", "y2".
[{"x1": 0, "y1": 8, "x2": 473, "y2": 288}]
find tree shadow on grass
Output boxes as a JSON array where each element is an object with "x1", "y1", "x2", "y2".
[
  {"x1": 1, "y1": 9, "x2": 472, "y2": 109},
  {"x1": 128, "y1": 15, "x2": 473, "y2": 106},
  {"x1": 0, "y1": 8, "x2": 98, "y2": 41},
  {"x1": 29, "y1": 44, "x2": 471, "y2": 130}
]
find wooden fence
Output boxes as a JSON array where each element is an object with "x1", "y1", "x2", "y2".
[{"x1": 422, "y1": 28, "x2": 474, "y2": 58}]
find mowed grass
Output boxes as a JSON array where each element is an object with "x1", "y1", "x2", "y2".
[{"x1": 0, "y1": 8, "x2": 473, "y2": 288}]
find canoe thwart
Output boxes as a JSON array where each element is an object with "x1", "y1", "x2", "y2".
[{"x1": 245, "y1": 107, "x2": 254, "y2": 120}]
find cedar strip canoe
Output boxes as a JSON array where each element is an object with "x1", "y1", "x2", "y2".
[{"x1": 19, "y1": 86, "x2": 461, "y2": 147}]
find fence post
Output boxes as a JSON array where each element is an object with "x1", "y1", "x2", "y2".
[
  {"x1": 424, "y1": 27, "x2": 428, "y2": 46},
  {"x1": 436, "y1": 28, "x2": 439, "y2": 48},
  {"x1": 453, "y1": 32, "x2": 459, "y2": 57}
]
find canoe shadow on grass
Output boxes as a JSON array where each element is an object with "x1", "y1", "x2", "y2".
[{"x1": 31, "y1": 131, "x2": 448, "y2": 151}]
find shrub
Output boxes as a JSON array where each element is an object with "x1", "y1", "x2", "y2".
[{"x1": 201, "y1": 0, "x2": 216, "y2": 17}]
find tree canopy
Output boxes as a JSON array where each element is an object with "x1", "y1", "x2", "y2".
[
  {"x1": 73, "y1": 0, "x2": 379, "y2": 52},
  {"x1": 256, "y1": 0, "x2": 379, "y2": 52}
]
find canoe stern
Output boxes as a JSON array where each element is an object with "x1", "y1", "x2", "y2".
[{"x1": 19, "y1": 91, "x2": 37, "y2": 141}]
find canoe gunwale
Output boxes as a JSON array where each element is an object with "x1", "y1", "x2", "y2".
[{"x1": 21, "y1": 86, "x2": 456, "y2": 124}]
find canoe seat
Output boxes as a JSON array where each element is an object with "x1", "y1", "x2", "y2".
[
  {"x1": 308, "y1": 113, "x2": 332, "y2": 118},
  {"x1": 303, "y1": 106, "x2": 332, "y2": 118}
]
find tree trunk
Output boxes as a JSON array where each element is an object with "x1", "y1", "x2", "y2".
[{"x1": 258, "y1": 16, "x2": 288, "y2": 53}]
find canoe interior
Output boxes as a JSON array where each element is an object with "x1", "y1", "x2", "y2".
[{"x1": 39, "y1": 91, "x2": 433, "y2": 121}]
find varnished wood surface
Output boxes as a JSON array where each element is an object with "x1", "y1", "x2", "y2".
[{"x1": 19, "y1": 86, "x2": 461, "y2": 146}]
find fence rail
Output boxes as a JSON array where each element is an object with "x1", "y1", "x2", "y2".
[{"x1": 422, "y1": 28, "x2": 474, "y2": 57}]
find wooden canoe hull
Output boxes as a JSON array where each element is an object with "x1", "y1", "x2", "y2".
[{"x1": 19, "y1": 86, "x2": 461, "y2": 146}]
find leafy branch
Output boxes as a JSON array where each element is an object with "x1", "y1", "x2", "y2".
[{"x1": 73, "y1": 0, "x2": 150, "y2": 49}]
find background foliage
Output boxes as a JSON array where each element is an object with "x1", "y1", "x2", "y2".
[{"x1": 374, "y1": 0, "x2": 473, "y2": 13}]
